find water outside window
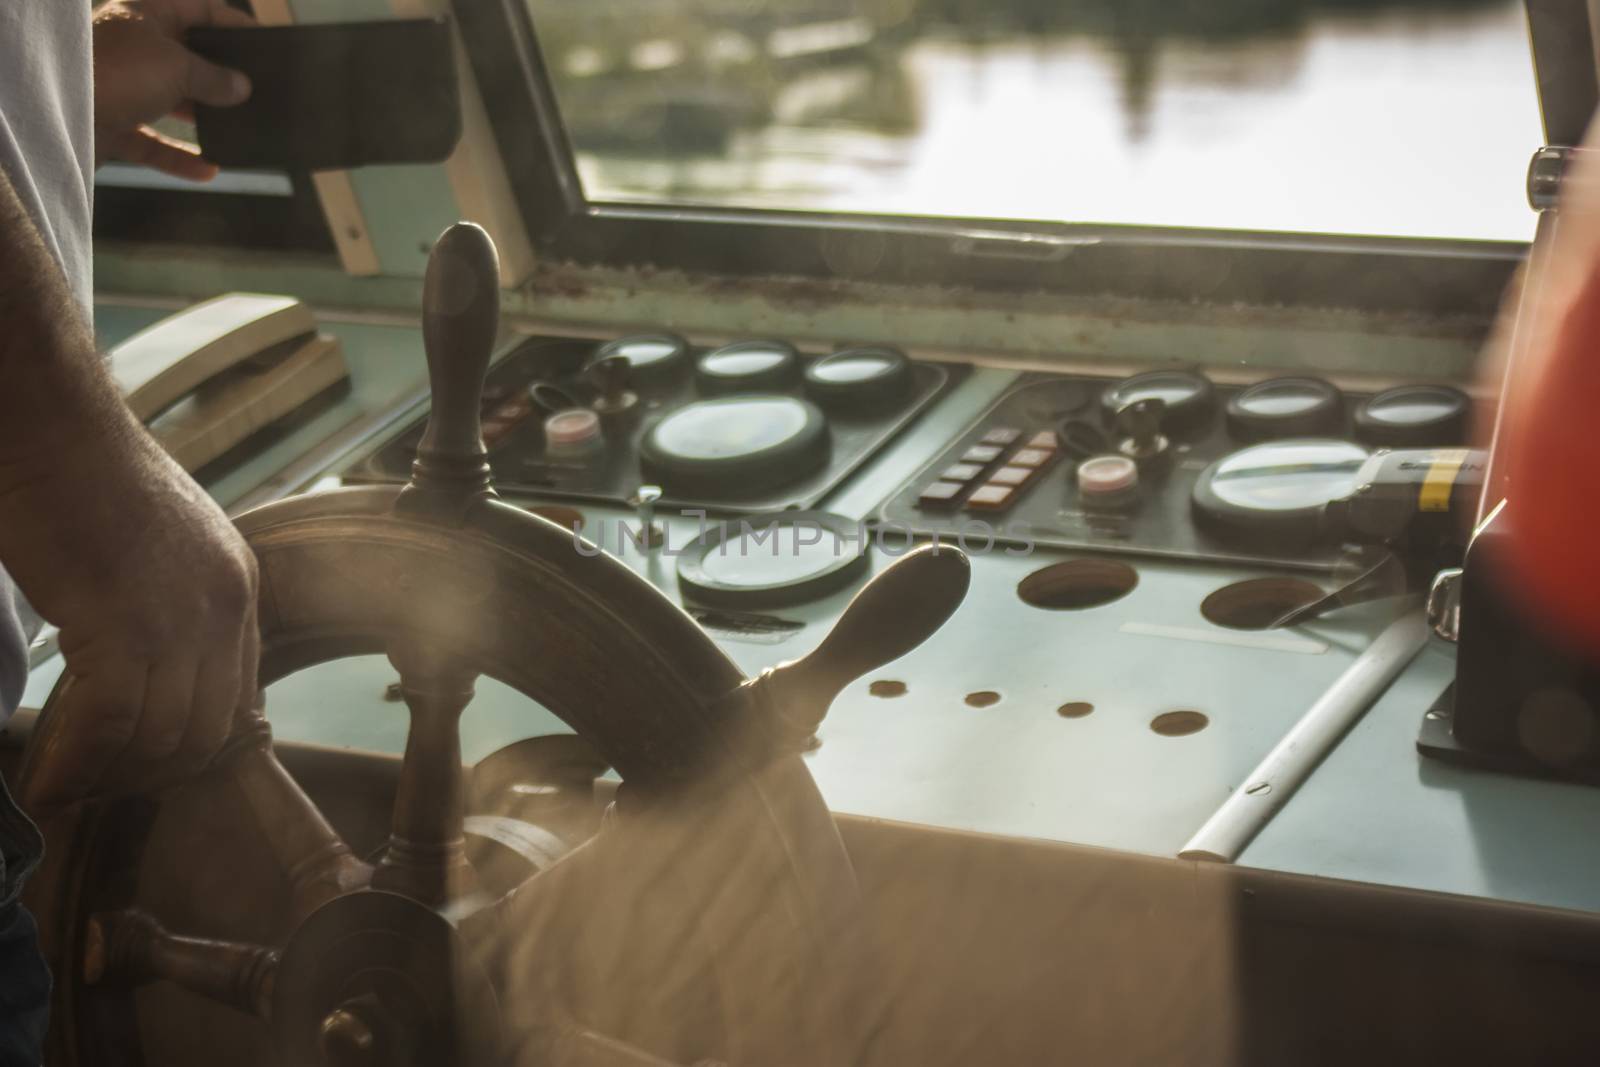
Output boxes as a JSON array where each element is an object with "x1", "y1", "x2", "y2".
[{"x1": 530, "y1": 0, "x2": 1542, "y2": 241}]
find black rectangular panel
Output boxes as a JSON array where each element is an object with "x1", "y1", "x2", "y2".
[{"x1": 189, "y1": 19, "x2": 460, "y2": 171}]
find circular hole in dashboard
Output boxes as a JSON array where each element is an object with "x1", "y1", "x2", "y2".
[
  {"x1": 1057, "y1": 701, "x2": 1095, "y2": 718},
  {"x1": 1151, "y1": 710, "x2": 1209, "y2": 737},
  {"x1": 965, "y1": 690, "x2": 1002, "y2": 708},
  {"x1": 1017, "y1": 559, "x2": 1138, "y2": 610},
  {"x1": 869, "y1": 679, "x2": 908, "y2": 698},
  {"x1": 1201, "y1": 577, "x2": 1324, "y2": 630}
]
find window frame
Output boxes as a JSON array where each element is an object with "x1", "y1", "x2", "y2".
[{"x1": 454, "y1": 0, "x2": 1548, "y2": 317}]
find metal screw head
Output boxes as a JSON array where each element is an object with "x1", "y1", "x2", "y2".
[
  {"x1": 1244, "y1": 781, "x2": 1272, "y2": 797},
  {"x1": 319, "y1": 1006, "x2": 377, "y2": 1067},
  {"x1": 629, "y1": 485, "x2": 665, "y2": 547}
]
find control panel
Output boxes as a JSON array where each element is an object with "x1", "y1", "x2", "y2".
[
  {"x1": 878, "y1": 370, "x2": 1471, "y2": 571},
  {"x1": 353, "y1": 332, "x2": 964, "y2": 513}
]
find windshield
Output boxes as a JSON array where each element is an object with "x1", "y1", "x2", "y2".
[{"x1": 530, "y1": 0, "x2": 1540, "y2": 242}]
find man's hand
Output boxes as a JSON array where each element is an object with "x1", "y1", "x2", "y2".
[
  {"x1": 93, "y1": 0, "x2": 256, "y2": 180},
  {"x1": 4, "y1": 416, "x2": 261, "y2": 817},
  {"x1": 3, "y1": 394, "x2": 262, "y2": 814},
  {"x1": 0, "y1": 175, "x2": 260, "y2": 817}
]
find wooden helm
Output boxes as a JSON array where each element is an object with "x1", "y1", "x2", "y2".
[{"x1": 20, "y1": 224, "x2": 970, "y2": 1067}]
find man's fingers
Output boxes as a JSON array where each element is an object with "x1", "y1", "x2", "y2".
[
  {"x1": 125, "y1": 660, "x2": 201, "y2": 768},
  {"x1": 115, "y1": 127, "x2": 218, "y2": 182},
  {"x1": 176, "y1": 643, "x2": 246, "y2": 774},
  {"x1": 183, "y1": 51, "x2": 251, "y2": 109},
  {"x1": 22, "y1": 663, "x2": 147, "y2": 820},
  {"x1": 237, "y1": 610, "x2": 261, "y2": 719}
]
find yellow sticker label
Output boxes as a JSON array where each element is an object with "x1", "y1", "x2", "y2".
[{"x1": 1419, "y1": 449, "x2": 1471, "y2": 512}]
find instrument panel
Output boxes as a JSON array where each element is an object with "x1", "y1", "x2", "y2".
[
  {"x1": 67, "y1": 298, "x2": 1570, "y2": 936},
  {"x1": 353, "y1": 332, "x2": 963, "y2": 513},
  {"x1": 878, "y1": 371, "x2": 1470, "y2": 571},
  {"x1": 345, "y1": 332, "x2": 1472, "y2": 593}
]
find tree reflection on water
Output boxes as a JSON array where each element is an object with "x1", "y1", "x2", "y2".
[
  {"x1": 928, "y1": 0, "x2": 1513, "y2": 139},
  {"x1": 531, "y1": 0, "x2": 1537, "y2": 239}
]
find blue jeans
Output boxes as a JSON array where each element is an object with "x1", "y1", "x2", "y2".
[{"x1": 0, "y1": 776, "x2": 47, "y2": 1067}]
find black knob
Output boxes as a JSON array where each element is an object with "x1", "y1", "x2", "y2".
[
  {"x1": 587, "y1": 354, "x2": 638, "y2": 417},
  {"x1": 1115, "y1": 397, "x2": 1169, "y2": 461},
  {"x1": 1099, "y1": 369, "x2": 1215, "y2": 437}
]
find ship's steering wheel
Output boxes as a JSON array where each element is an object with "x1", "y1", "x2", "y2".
[{"x1": 19, "y1": 224, "x2": 969, "y2": 1067}]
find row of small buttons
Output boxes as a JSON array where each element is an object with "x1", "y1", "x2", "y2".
[{"x1": 918, "y1": 427, "x2": 1060, "y2": 512}]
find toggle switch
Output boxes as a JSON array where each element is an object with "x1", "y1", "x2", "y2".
[
  {"x1": 1114, "y1": 397, "x2": 1170, "y2": 464},
  {"x1": 587, "y1": 354, "x2": 639, "y2": 418}
]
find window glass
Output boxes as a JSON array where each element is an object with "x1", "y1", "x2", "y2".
[{"x1": 530, "y1": 0, "x2": 1541, "y2": 240}]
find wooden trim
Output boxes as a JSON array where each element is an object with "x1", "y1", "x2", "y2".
[
  {"x1": 306, "y1": 173, "x2": 382, "y2": 276},
  {"x1": 389, "y1": 0, "x2": 537, "y2": 284},
  {"x1": 249, "y1": 0, "x2": 383, "y2": 276}
]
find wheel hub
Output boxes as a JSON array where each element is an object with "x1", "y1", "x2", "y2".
[{"x1": 273, "y1": 891, "x2": 499, "y2": 1067}]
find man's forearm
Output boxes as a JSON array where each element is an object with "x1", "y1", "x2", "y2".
[{"x1": 0, "y1": 171, "x2": 139, "y2": 493}]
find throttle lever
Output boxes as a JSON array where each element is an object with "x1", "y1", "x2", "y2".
[{"x1": 729, "y1": 543, "x2": 970, "y2": 747}]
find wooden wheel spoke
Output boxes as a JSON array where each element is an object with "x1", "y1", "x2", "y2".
[
  {"x1": 84, "y1": 908, "x2": 279, "y2": 1021},
  {"x1": 372, "y1": 640, "x2": 479, "y2": 906},
  {"x1": 213, "y1": 699, "x2": 371, "y2": 922}
]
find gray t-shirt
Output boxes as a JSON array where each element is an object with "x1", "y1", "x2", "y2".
[{"x1": 0, "y1": 1, "x2": 95, "y2": 718}]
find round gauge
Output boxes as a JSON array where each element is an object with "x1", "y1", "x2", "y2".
[
  {"x1": 1354, "y1": 384, "x2": 1470, "y2": 446},
  {"x1": 639, "y1": 395, "x2": 829, "y2": 495},
  {"x1": 1192, "y1": 438, "x2": 1369, "y2": 544},
  {"x1": 1225, "y1": 377, "x2": 1344, "y2": 441},
  {"x1": 803, "y1": 346, "x2": 911, "y2": 409},
  {"x1": 677, "y1": 512, "x2": 870, "y2": 608},
  {"x1": 695, "y1": 340, "x2": 801, "y2": 394},
  {"x1": 1099, "y1": 369, "x2": 1215, "y2": 436},
  {"x1": 593, "y1": 333, "x2": 688, "y2": 386}
]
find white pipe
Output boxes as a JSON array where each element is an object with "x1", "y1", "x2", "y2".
[{"x1": 1178, "y1": 602, "x2": 1430, "y2": 863}]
